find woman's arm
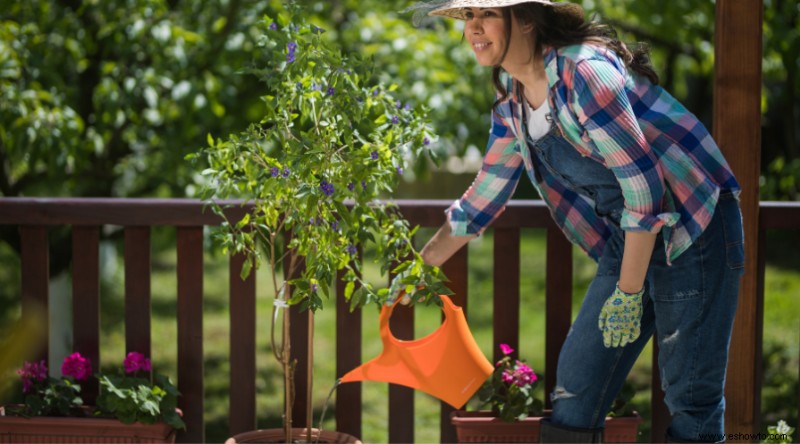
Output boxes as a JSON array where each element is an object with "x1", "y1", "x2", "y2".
[
  {"x1": 420, "y1": 221, "x2": 476, "y2": 267},
  {"x1": 619, "y1": 231, "x2": 658, "y2": 293}
]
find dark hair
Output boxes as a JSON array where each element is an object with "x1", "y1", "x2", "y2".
[{"x1": 490, "y1": 3, "x2": 660, "y2": 110}]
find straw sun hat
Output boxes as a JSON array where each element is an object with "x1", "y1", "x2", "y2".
[{"x1": 405, "y1": 0, "x2": 585, "y2": 25}]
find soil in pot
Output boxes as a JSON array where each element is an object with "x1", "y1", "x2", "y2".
[{"x1": 225, "y1": 428, "x2": 362, "y2": 444}]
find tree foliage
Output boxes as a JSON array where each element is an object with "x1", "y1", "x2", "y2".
[{"x1": 0, "y1": 0, "x2": 797, "y2": 276}]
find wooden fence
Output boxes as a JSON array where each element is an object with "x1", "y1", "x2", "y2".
[{"x1": 1, "y1": 197, "x2": 798, "y2": 442}]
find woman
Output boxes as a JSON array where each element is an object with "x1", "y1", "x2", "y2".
[{"x1": 402, "y1": 0, "x2": 745, "y2": 441}]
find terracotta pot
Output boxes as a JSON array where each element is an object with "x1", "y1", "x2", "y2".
[
  {"x1": 0, "y1": 414, "x2": 176, "y2": 443},
  {"x1": 225, "y1": 428, "x2": 362, "y2": 444},
  {"x1": 450, "y1": 410, "x2": 643, "y2": 443}
]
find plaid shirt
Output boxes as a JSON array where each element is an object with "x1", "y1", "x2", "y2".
[{"x1": 447, "y1": 44, "x2": 740, "y2": 263}]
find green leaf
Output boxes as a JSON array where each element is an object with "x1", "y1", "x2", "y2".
[
  {"x1": 240, "y1": 257, "x2": 253, "y2": 280},
  {"x1": 344, "y1": 281, "x2": 355, "y2": 300}
]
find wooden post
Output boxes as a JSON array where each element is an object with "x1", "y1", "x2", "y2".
[{"x1": 713, "y1": 0, "x2": 763, "y2": 436}]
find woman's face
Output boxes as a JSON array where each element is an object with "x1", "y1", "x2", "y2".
[{"x1": 463, "y1": 7, "x2": 533, "y2": 68}]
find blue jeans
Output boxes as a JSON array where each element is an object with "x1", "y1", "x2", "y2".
[{"x1": 549, "y1": 192, "x2": 744, "y2": 442}]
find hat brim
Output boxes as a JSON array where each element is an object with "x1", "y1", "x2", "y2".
[{"x1": 428, "y1": 1, "x2": 584, "y2": 23}]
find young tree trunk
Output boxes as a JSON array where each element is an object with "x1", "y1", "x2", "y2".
[
  {"x1": 306, "y1": 312, "x2": 314, "y2": 443},
  {"x1": 283, "y1": 304, "x2": 293, "y2": 443}
]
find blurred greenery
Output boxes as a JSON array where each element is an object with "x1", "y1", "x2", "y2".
[
  {"x1": 1, "y1": 0, "x2": 798, "y2": 276},
  {"x1": 1, "y1": 0, "x2": 799, "y2": 442}
]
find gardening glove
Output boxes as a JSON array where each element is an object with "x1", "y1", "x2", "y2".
[
  {"x1": 386, "y1": 271, "x2": 424, "y2": 306},
  {"x1": 598, "y1": 282, "x2": 644, "y2": 348}
]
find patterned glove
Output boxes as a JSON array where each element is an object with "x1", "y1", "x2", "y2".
[
  {"x1": 386, "y1": 270, "x2": 425, "y2": 306},
  {"x1": 598, "y1": 283, "x2": 644, "y2": 348},
  {"x1": 387, "y1": 271, "x2": 412, "y2": 305}
]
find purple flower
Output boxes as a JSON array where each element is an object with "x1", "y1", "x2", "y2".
[
  {"x1": 327, "y1": 87, "x2": 335, "y2": 96},
  {"x1": 373, "y1": 89, "x2": 379, "y2": 96},
  {"x1": 311, "y1": 25, "x2": 326, "y2": 34},
  {"x1": 61, "y1": 352, "x2": 92, "y2": 381},
  {"x1": 123, "y1": 352, "x2": 152, "y2": 374},
  {"x1": 270, "y1": 167, "x2": 280, "y2": 177},
  {"x1": 346, "y1": 244, "x2": 358, "y2": 255},
  {"x1": 391, "y1": 115, "x2": 400, "y2": 124},
  {"x1": 320, "y1": 180, "x2": 335, "y2": 197},
  {"x1": 311, "y1": 283, "x2": 318, "y2": 292},
  {"x1": 404, "y1": 104, "x2": 411, "y2": 111},
  {"x1": 347, "y1": 182, "x2": 355, "y2": 191},
  {"x1": 423, "y1": 137, "x2": 430, "y2": 146},
  {"x1": 500, "y1": 343, "x2": 514, "y2": 355},
  {"x1": 296, "y1": 82, "x2": 303, "y2": 90},
  {"x1": 396, "y1": 166, "x2": 403, "y2": 175},
  {"x1": 269, "y1": 22, "x2": 278, "y2": 31},
  {"x1": 370, "y1": 150, "x2": 379, "y2": 160},
  {"x1": 286, "y1": 42, "x2": 297, "y2": 63},
  {"x1": 17, "y1": 360, "x2": 48, "y2": 393},
  {"x1": 396, "y1": 100, "x2": 402, "y2": 109},
  {"x1": 361, "y1": 180, "x2": 367, "y2": 190},
  {"x1": 331, "y1": 220, "x2": 339, "y2": 231},
  {"x1": 282, "y1": 168, "x2": 290, "y2": 178}
]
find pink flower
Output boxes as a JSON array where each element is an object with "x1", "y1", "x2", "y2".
[
  {"x1": 509, "y1": 361, "x2": 537, "y2": 387},
  {"x1": 123, "y1": 352, "x2": 152, "y2": 374},
  {"x1": 61, "y1": 352, "x2": 92, "y2": 381},
  {"x1": 16, "y1": 360, "x2": 48, "y2": 393},
  {"x1": 501, "y1": 370, "x2": 515, "y2": 384},
  {"x1": 499, "y1": 343, "x2": 514, "y2": 355}
]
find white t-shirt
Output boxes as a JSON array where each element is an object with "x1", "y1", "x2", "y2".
[{"x1": 524, "y1": 98, "x2": 551, "y2": 141}]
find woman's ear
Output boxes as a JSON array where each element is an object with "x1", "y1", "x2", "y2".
[{"x1": 517, "y1": 18, "x2": 534, "y2": 34}]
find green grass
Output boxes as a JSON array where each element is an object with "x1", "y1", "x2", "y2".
[{"x1": 2, "y1": 226, "x2": 796, "y2": 442}]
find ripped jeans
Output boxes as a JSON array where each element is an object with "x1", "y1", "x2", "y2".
[{"x1": 550, "y1": 192, "x2": 744, "y2": 442}]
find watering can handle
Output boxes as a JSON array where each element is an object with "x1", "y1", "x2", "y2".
[{"x1": 379, "y1": 295, "x2": 457, "y2": 338}]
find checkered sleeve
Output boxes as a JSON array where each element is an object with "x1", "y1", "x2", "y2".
[
  {"x1": 446, "y1": 109, "x2": 524, "y2": 236},
  {"x1": 569, "y1": 58, "x2": 679, "y2": 232}
]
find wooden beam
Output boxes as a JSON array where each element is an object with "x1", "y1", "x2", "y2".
[
  {"x1": 176, "y1": 227, "x2": 205, "y2": 443},
  {"x1": 229, "y1": 251, "x2": 257, "y2": 435},
  {"x1": 713, "y1": 0, "x2": 763, "y2": 436},
  {"x1": 124, "y1": 227, "x2": 151, "y2": 358},
  {"x1": 545, "y1": 223, "x2": 572, "y2": 411},
  {"x1": 72, "y1": 226, "x2": 100, "y2": 404},
  {"x1": 493, "y1": 228, "x2": 521, "y2": 364},
  {"x1": 440, "y1": 245, "x2": 469, "y2": 443},
  {"x1": 20, "y1": 226, "x2": 49, "y2": 364}
]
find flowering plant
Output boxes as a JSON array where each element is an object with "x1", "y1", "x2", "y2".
[
  {"x1": 95, "y1": 352, "x2": 184, "y2": 429},
  {"x1": 9, "y1": 352, "x2": 184, "y2": 430},
  {"x1": 477, "y1": 344, "x2": 544, "y2": 422},
  {"x1": 190, "y1": 3, "x2": 450, "y2": 441},
  {"x1": 11, "y1": 353, "x2": 89, "y2": 417}
]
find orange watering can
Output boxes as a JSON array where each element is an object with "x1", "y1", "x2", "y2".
[{"x1": 339, "y1": 295, "x2": 493, "y2": 409}]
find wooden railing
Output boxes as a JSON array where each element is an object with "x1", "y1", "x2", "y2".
[{"x1": 1, "y1": 197, "x2": 798, "y2": 442}]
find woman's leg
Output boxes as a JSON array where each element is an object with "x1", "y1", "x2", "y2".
[
  {"x1": 650, "y1": 194, "x2": 744, "y2": 442},
  {"x1": 550, "y1": 230, "x2": 655, "y2": 429}
]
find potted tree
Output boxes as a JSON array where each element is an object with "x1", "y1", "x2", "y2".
[
  {"x1": 191, "y1": 3, "x2": 448, "y2": 442},
  {"x1": 450, "y1": 344, "x2": 642, "y2": 443}
]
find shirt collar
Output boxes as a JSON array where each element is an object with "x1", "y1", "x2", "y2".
[{"x1": 543, "y1": 46, "x2": 559, "y2": 90}]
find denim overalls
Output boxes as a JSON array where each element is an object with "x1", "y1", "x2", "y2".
[{"x1": 523, "y1": 106, "x2": 744, "y2": 441}]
